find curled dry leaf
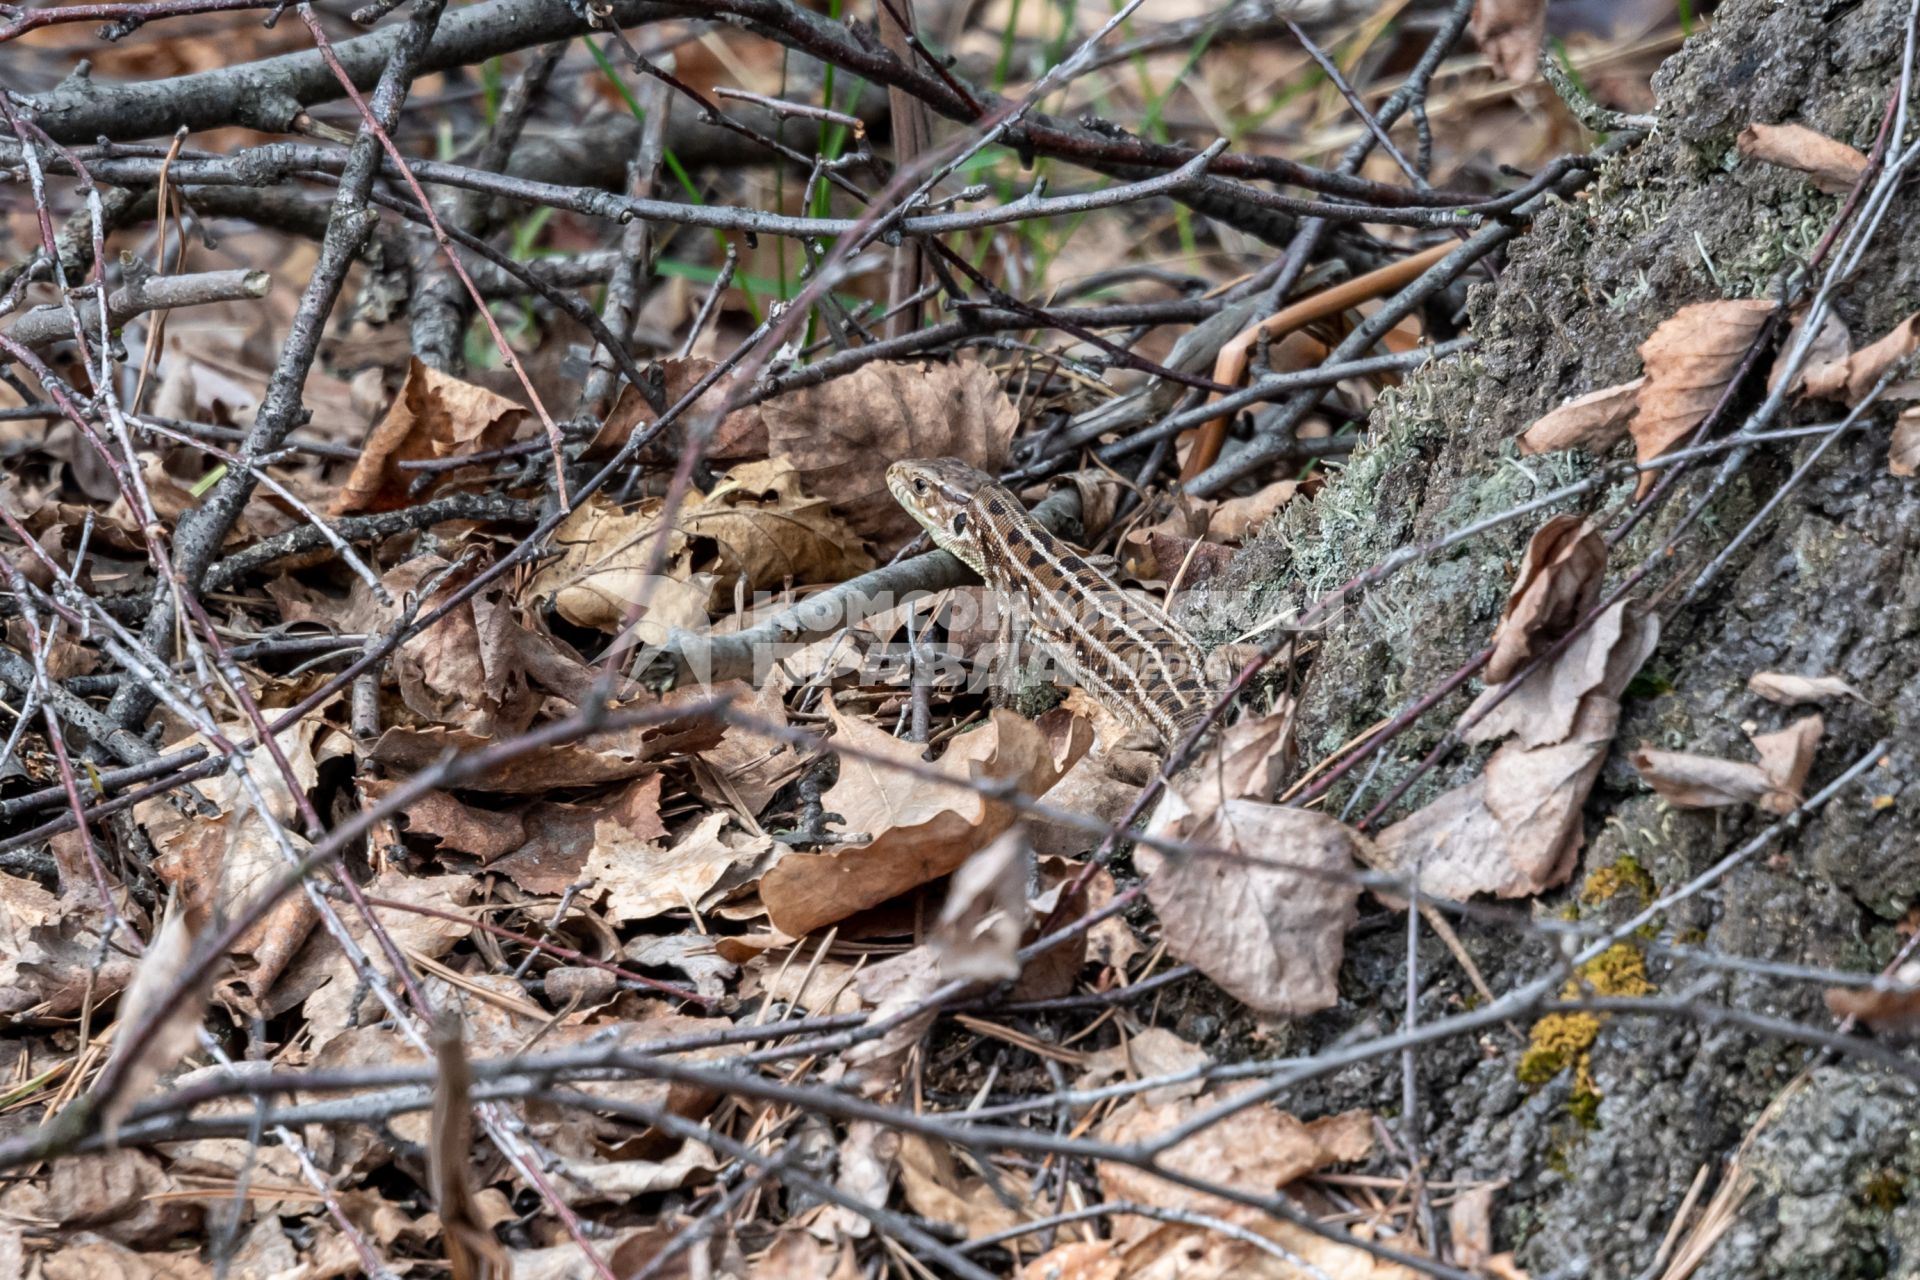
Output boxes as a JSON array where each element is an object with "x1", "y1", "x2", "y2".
[
  {"x1": 1824, "y1": 961, "x2": 1920, "y2": 1035},
  {"x1": 1385, "y1": 604, "x2": 1657, "y2": 901},
  {"x1": 1894, "y1": 407, "x2": 1920, "y2": 476},
  {"x1": 679, "y1": 458, "x2": 876, "y2": 598},
  {"x1": 929, "y1": 827, "x2": 1031, "y2": 983},
  {"x1": 1471, "y1": 0, "x2": 1547, "y2": 81},
  {"x1": 1485, "y1": 515, "x2": 1607, "y2": 684},
  {"x1": 99, "y1": 893, "x2": 209, "y2": 1143},
  {"x1": 1768, "y1": 305, "x2": 1850, "y2": 398},
  {"x1": 590, "y1": 356, "x2": 770, "y2": 461},
  {"x1": 764, "y1": 358, "x2": 1019, "y2": 553},
  {"x1": 1801, "y1": 311, "x2": 1920, "y2": 405},
  {"x1": 333, "y1": 358, "x2": 525, "y2": 515},
  {"x1": 586, "y1": 809, "x2": 774, "y2": 924},
  {"x1": 1736, "y1": 122, "x2": 1869, "y2": 196},
  {"x1": 1632, "y1": 714, "x2": 1823, "y2": 814},
  {"x1": 1631, "y1": 299, "x2": 1775, "y2": 496},
  {"x1": 1139, "y1": 802, "x2": 1362, "y2": 1016},
  {"x1": 526, "y1": 492, "x2": 701, "y2": 635},
  {"x1": 1747, "y1": 671, "x2": 1860, "y2": 706},
  {"x1": 1207, "y1": 478, "x2": 1297, "y2": 542},
  {"x1": 757, "y1": 703, "x2": 1083, "y2": 936},
  {"x1": 1517, "y1": 378, "x2": 1643, "y2": 456}
]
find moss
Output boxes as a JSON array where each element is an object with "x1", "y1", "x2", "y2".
[
  {"x1": 1580, "y1": 854, "x2": 1658, "y2": 905},
  {"x1": 1859, "y1": 1168, "x2": 1908, "y2": 1214},
  {"x1": 1517, "y1": 944, "x2": 1656, "y2": 1118},
  {"x1": 1519, "y1": 1011, "x2": 1601, "y2": 1085}
]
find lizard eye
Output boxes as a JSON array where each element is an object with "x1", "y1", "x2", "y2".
[
  {"x1": 951, "y1": 512, "x2": 968, "y2": 535},
  {"x1": 913, "y1": 478, "x2": 927, "y2": 493}
]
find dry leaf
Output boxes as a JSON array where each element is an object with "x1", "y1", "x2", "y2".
[
  {"x1": 39, "y1": 1235, "x2": 211, "y2": 1280},
  {"x1": 1632, "y1": 714, "x2": 1823, "y2": 814},
  {"x1": 1737, "y1": 122, "x2": 1869, "y2": 196},
  {"x1": 1448, "y1": 1185, "x2": 1498, "y2": 1269},
  {"x1": 334, "y1": 358, "x2": 524, "y2": 514},
  {"x1": 1468, "y1": 601, "x2": 1658, "y2": 748},
  {"x1": 765, "y1": 359, "x2": 1018, "y2": 552},
  {"x1": 1517, "y1": 378, "x2": 1642, "y2": 456},
  {"x1": 842, "y1": 948, "x2": 944, "y2": 1093},
  {"x1": 1022, "y1": 1242, "x2": 1122, "y2": 1280},
  {"x1": 1096, "y1": 1089, "x2": 1374, "y2": 1247},
  {"x1": 591, "y1": 356, "x2": 770, "y2": 460},
  {"x1": 1747, "y1": 671, "x2": 1860, "y2": 706},
  {"x1": 133, "y1": 719, "x2": 323, "y2": 1009},
  {"x1": 1472, "y1": 0, "x2": 1547, "y2": 81},
  {"x1": 758, "y1": 704, "x2": 1079, "y2": 936},
  {"x1": 1801, "y1": 311, "x2": 1920, "y2": 405},
  {"x1": 1138, "y1": 803, "x2": 1362, "y2": 1016},
  {"x1": 1893, "y1": 407, "x2": 1920, "y2": 476},
  {"x1": 896, "y1": 1134, "x2": 1029, "y2": 1238},
  {"x1": 99, "y1": 895, "x2": 207, "y2": 1143},
  {"x1": 751, "y1": 1230, "x2": 863, "y2": 1280},
  {"x1": 1769, "y1": 306, "x2": 1850, "y2": 398},
  {"x1": 587, "y1": 810, "x2": 774, "y2": 924},
  {"x1": 929, "y1": 827, "x2": 1031, "y2": 983},
  {"x1": 526, "y1": 492, "x2": 701, "y2": 636},
  {"x1": 1208, "y1": 479, "x2": 1297, "y2": 542},
  {"x1": 1824, "y1": 961, "x2": 1920, "y2": 1035},
  {"x1": 428, "y1": 1015, "x2": 509, "y2": 1280},
  {"x1": 1074, "y1": 1027, "x2": 1211, "y2": 1104},
  {"x1": 1484, "y1": 516, "x2": 1607, "y2": 684},
  {"x1": 1631, "y1": 300, "x2": 1775, "y2": 494},
  {"x1": 1378, "y1": 695, "x2": 1618, "y2": 901},
  {"x1": 680, "y1": 458, "x2": 876, "y2": 599}
]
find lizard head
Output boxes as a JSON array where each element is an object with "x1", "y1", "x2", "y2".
[{"x1": 886, "y1": 457, "x2": 992, "y2": 572}]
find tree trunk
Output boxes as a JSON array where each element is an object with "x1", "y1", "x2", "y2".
[{"x1": 1224, "y1": 0, "x2": 1920, "y2": 1273}]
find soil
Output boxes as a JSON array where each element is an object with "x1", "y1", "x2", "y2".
[{"x1": 1200, "y1": 0, "x2": 1920, "y2": 1273}]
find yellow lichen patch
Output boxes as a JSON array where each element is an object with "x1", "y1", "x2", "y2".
[
  {"x1": 1517, "y1": 944, "x2": 1656, "y2": 1118},
  {"x1": 1579, "y1": 855, "x2": 1657, "y2": 904}
]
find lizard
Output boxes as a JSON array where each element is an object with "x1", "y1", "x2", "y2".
[
  {"x1": 887, "y1": 456, "x2": 1499, "y2": 1003},
  {"x1": 885, "y1": 456, "x2": 1217, "y2": 748}
]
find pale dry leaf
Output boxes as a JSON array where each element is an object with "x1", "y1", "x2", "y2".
[
  {"x1": 1632, "y1": 300, "x2": 1776, "y2": 495},
  {"x1": 1747, "y1": 671, "x2": 1860, "y2": 706},
  {"x1": 1472, "y1": 0, "x2": 1547, "y2": 81},
  {"x1": 1750, "y1": 714, "x2": 1823, "y2": 811},
  {"x1": 758, "y1": 704, "x2": 1079, "y2": 936},
  {"x1": 1074, "y1": 1026, "x2": 1212, "y2": 1104},
  {"x1": 334, "y1": 358, "x2": 525, "y2": 514},
  {"x1": 751, "y1": 1230, "x2": 863, "y2": 1280},
  {"x1": 1467, "y1": 601, "x2": 1658, "y2": 748},
  {"x1": 1632, "y1": 714, "x2": 1821, "y2": 814},
  {"x1": 1138, "y1": 802, "x2": 1362, "y2": 1016},
  {"x1": 1377, "y1": 695, "x2": 1617, "y2": 901},
  {"x1": 1824, "y1": 961, "x2": 1920, "y2": 1035},
  {"x1": 929, "y1": 827, "x2": 1031, "y2": 983},
  {"x1": 1095, "y1": 1089, "x2": 1375, "y2": 1246},
  {"x1": 815, "y1": 1120, "x2": 900, "y2": 1240},
  {"x1": 524, "y1": 492, "x2": 698, "y2": 634},
  {"x1": 1517, "y1": 378, "x2": 1643, "y2": 456},
  {"x1": 588, "y1": 810, "x2": 774, "y2": 924},
  {"x1": 765, "y1": 358, "x2": 1018, "y2": 552},
  {"x1": 1737, "y1": 122, "x2": 1869, "y2": 196},
  {"x1": 38, "y1": 1151, "x2": 195, "y2": 1248},
  {"x1": 1801, "y1": 311, "x2": 1920, "y2": 405},
  {"x1": 1448, "y1": 1185, "x2": 1498, "y2": 1269},
  {"x1": 842, "y1": 947, "x2": 943, "y2": 1094},
  {"x1": 1021, "y1": 1241, "x2": 1122, "y2": 1280},
  {"x1": 38, "y1": 1234, "x2": 210, "y2": 1280},
  {"x1": 1207, "y1": 479, "x2": 1297, "y2": 542},
  {"x1": 1769, "y1": 305, "x2": 1850, "y2": 398},
  {"x1": 547, "y1": 1142, "x2": 722, "y2": 1201},
  {"x1": 896, "y1": 1134, "x2": 1029, "y2": 1238},
  {"x1": 1485, "y1": 516, "x2": 1607, "y2": 684},
  {"x1": 1893, "y1": 406, "x2": 1920, "y2": 476},
  {"x1": 99, "y1": 895, "x2": 207, "y2": 1143}
]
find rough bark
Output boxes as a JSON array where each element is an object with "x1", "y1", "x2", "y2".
[{"x1": 1214, "y1": 1, "x2": 1920, "y2": 1274}]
